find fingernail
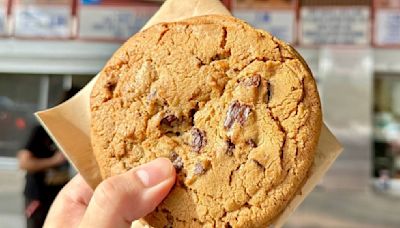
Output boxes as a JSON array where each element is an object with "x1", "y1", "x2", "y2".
[{"x1": 136, "y1": 158, "x2": 174, "y2": 187}]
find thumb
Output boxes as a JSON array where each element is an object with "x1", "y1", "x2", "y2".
[{"x1": 79, "y1": 158, "x2": 176, "y2": 228}]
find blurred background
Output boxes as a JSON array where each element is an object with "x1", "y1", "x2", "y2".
[{"x1": 0, "y1": 0, "x2": 399, "y2": 227}]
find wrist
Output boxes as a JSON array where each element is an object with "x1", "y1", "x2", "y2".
[{"x1": 49, "y1": 156, "x2": 58, "y2": 166}]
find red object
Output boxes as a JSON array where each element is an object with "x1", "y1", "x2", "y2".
[
  {"x1": 15, "y1": 117, "x2": 26, "y2": 129},
  {"x1": 25, "y1": 200, "x2": 40, "y2": 218},
  {"x1": 221, "y1": 0, "x2": 231, "y2": 10}
]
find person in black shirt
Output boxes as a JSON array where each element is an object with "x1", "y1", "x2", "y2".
[{"x1": 18, "y1": 125, "x2": 70, "y2": 228}]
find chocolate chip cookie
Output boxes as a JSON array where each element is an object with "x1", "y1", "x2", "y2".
[{"x1": 90, "y1": 15, "x2": 322, "y2": 228}]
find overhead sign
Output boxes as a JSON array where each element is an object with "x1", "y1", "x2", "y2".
[
  {"x1": 300, "y1": 7, "x2": 370, "y2": 45},
  {"x1": 0, "y1": 0, "x2": 7, "y2": 35},
  {"x1": 374, "y1": 9, "x2": 400, "y2": 46},
  {"x1": 78, "y1": 5, "x2": 158, "y2": 41},
  {"x1": 13, "y1": 0, "x2": 73, "y2": 38},
  {"x1": 233, "y1": 9, "x2": 296, "y2": 44}
]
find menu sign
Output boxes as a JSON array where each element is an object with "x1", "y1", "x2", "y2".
[
  {"x1": 233, "y1": 9, "x2": 295, "y2": 43},
  {"x1": 233, "y1": 0, "x2": 296, "y2": 44},
  {"x1": 13, "y1": 0, "x2": 73, "y2": 38},
  {"x1": 0, "y1": 0, "x2": 7, "y2": 35},
  {"x1": 78, "y1": 5, "x2": 158, "y2": 40},
  {"x1": 300, "y1": 7, "x2": 370, "y2": 45},
  {"x1": 374, "y1": 9, "x2": 400, "y2": 45}
]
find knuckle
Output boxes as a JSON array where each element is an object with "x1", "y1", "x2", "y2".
[
  {"x1": 94, "y1": 178, "x2": 121, "y2": 207},
  {"x1": 93, "y1": 173, "x2": 142, "y2": 209}
]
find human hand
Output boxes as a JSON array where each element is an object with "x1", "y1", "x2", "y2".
[
  {"x1": 51, "y1": 151, "x2": 67, "y2": 166},
  {"x1": 44, "y1": 158, "x2": 176, "y2": 228},
  {"x1": 390, "y1": 139, "x2": 400, "y2": 154}
]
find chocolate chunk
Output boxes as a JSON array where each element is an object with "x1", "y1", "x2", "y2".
[
  {"x1": 169, "y1": 152, "x2": 184, "y2": 170},
  {"x1": 225, "y1": 224, "x2": 232, "y2": 228},
  {"x1": 194, "y1": 162, "x2": 206, "y2": 175},
  {"x1": 170, "y1": 151, "x2": 179, "y2": 161},
  {"x1": 161, "y1": 115, "x2": 178, "y2": 127},
  {"x1": 224, "y1": 101, "x2": 251, "y2": 129},
  {"x1": 226, "y1": 139, "x2": 235, "y2": 156},
  {"x1": 105, "y1": 81, "x2": 117, "y2": 93},
  {"x1": 173, "y1": 157, "x2": 183, "y2": 170},
  {"x1": 191, "y1": 128, "x2": 207, "y2": 153},
  {"x1": 188, "y1": 104, "x2": 199, "y2": 126},
  {"x1": 241, "y1": 74, "x2": 261, "y2": 87},
  {"x1": 247, "y1": 139, "x2": 257, "y2": 148},
  {"x1": 189, "y1": 108, "x2": 197, "y2": 120}
]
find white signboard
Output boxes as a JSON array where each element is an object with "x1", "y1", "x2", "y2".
[
  {"x1": 0, "y1": 5, "x2": 5, "y2": 35},
  {"x1": 233, "y1": 9, "x2": 295, "y2": 43},
  {"x1": 14, "y1": 5, "x2": 72, "y2": 37},
  {"x1": 78, "y1": 6, "x2": 157, "y2": 40},
  {"x1": 375, "y1": 9, "x2": 400, "y2": 45},
  {"x1": 300, "y1": 7, "x2": 370, "y2": 45}
]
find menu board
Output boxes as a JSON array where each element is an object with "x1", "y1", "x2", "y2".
[
  {"x1": 78, "y1": 3, "x2": 159, "y2": 41},
  {"x1": 0, "y1": 0, "x2": 7, "y2": 35},
  {"x1": 374, "y1": 9, "x2": 400, "y2": 45},
  {"x1": 13, "y1": 0, "x2": 73, "y2": 38},
  {"x1": 233, "y1": 0, "x2": 296, "y2": 44},
  {"x1": 300, "y1": 7, "x2": 370, "y2": 45},
  {"x1": 233, "y1": 9, "x2": 295, "y2": 43},
  {"x1": 374, "y1": 8, "x2": 400, "y2": 46}
]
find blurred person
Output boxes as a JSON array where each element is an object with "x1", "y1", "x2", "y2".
[
  {"x1": 378, "y1": 169, "x2": 390, "y2": 190},
  {"x1": 18, "y1": 125, "x2": 69, "y2": 228},
  {"x1": 390, "y1": 138, "x2": 400, "y2": 178},
  {"x1": 17, "y1": 88, "x2": 79, "y2": 228}
]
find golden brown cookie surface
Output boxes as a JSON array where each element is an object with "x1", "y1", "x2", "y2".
[{"x1": 90, "y1": 15, "x2": 322, "y2": 228}]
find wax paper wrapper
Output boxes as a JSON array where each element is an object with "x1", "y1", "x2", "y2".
[{"x1": 36, "y1": 0, "x2": 343, "y2": 227}]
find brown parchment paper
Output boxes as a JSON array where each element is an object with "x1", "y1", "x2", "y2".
[{"x1": 36, "y1": 0, "x2": 343, "y2": 227}]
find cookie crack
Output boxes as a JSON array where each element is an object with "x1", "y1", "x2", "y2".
[
  {"x1": 293, "y1": 111, "x2": 310, "y2": 157},
  {"x1": 157, "y1": 25, "x2": 170, "y2": 44},
  {"x1": 191, "y1": 188, "x2": 223, "y2": 203},
  {"x1": 211, "y1": 49, "x2": 232, "y2": 62},
  {"x1": 275, "y1": 43, "x2": 284, "y2": 62},
  {"x1": 252, "y1": 159, "x2": 266, "y2": 171},
  {"x1": 266, "y1": 108, "x2": 286, "y2": 171},
  {"x1": 229, "y1": 164, "x2": 241, "y2": 186},
  {"x1": 220, "y1": 26, "x2": 228, "y2": 49},
  {"x1": 235, "y1": 57, "x2": 278, "y2": 76},
  {"x1": 101, "y1": 52, "x2": 131, "y2": 103},
  {"x1": 195, "y1": 56, "x2": 206, "y2": 67},
  {"x1": 269, "y1": 77, "x2": 305, "y2": 122},
  {"x1": 273, "y1": 38, "x2": 294, "y2": 61}
]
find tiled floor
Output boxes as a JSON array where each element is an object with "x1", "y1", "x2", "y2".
[
  {"x1": 0, "y1": 170, "x2": 24, "y2": 228},
  {"x1": 286, "y1": 189, "x2": 400, "y2": 228},
  {"x1": 1, "y1": 170, "x2": 399, "y2": 228}
]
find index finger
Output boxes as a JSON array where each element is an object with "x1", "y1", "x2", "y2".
[{"x1": 44, "y1": 174, "x2": 93, "y2": 228}]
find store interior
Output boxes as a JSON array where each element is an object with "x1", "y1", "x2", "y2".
[{"x1": 1, "y1": 0, "x2": 400, "y2": 227}]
